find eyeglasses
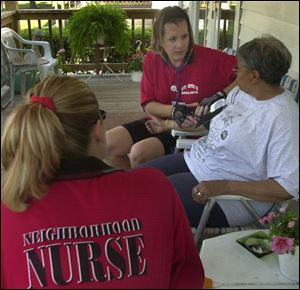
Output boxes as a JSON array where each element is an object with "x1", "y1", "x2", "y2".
[
  {"x1": 232, "y1": 65, "x2": 251, "y2": 74},
  {"x1": 99, "y1": 109, "x2": 106, "y2": 120},
  {"x1": 232, "y1": 67, "x2": 244, "y2": 73}
]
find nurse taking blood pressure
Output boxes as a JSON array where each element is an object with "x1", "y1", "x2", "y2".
[{"x1": 105, "y1": 6, "x2": 237, "y2": 170}]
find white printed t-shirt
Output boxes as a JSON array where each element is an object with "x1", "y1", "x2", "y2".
[{"x1": 184, "y1": 86, "x2": 299, "y2": 226}]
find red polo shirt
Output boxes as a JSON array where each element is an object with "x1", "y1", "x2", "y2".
[
  {"x1": 141, "y1": 44, "x2": 236, "y2": 107},
  {"x1": 1, "y1": 157, "x2": 204, "y2": 289}
]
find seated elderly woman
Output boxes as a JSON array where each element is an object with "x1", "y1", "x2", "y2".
[{"x1": 139, "y1": 35, "x2": 299, "y2": 228}]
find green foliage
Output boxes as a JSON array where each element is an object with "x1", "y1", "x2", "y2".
[
  {"x1": 132, "y1": 27, "x2": 152, "y2": 50},
  {"x1": 198, "y1": 29, "x2": 204, "y2": 45},
  {"x1": 125, "y1": 27, "x2": 151, "y2": 71},
  {"x1": 19, "y1": 20, "x2": 152, "y2": 72},
  {"x1": 127, "y1": 51, "x2": 144, "y2": 72},
  {"x1": 269, "y1": 211, "x2": 299, "y2": 245},
  {"x1": 219, "y1": 21, "x2": 234, "y2": 50},
  {"x1": 17, "y1": 2, "x2": 53, "y2": 9},
  {"x1": 67, "y1": 4, "x2": 130, "y2": 59}
]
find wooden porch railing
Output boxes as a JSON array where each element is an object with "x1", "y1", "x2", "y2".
[
  {"x1": 1, "y1": 8, "x2": 158, "y2": 73},
  {"x1": 1, "y1": 8, "x2": 234, "y2": 73}
]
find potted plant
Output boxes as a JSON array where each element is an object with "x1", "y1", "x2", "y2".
[
  {"x1": 67, "y1": 4, "x2": 130, "y2": 60},
  {"x1": 127, "y1": 40, "x2": 145, "y2": 82},
  {"x1": 128, "y1": 50, "x2": 144, "y2": 82},
  {"x1": 259, "y1": 209, "x2": 299, "y2": 282},
  {"x1": 56, "y1": 48, "x2": 65, "y2": 75}
]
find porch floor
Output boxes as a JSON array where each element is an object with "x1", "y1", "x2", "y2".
[{"x1": 1, "y1": 74, "x2": 146, "y2": 132}]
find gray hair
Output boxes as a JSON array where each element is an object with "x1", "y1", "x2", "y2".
[{"x1": 236, "y1": 35, "x2": 291, "y2": 84}]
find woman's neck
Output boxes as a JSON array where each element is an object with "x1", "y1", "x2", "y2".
[{"x1": 252, "y1": 84, "x2": 284, "y2": 100}]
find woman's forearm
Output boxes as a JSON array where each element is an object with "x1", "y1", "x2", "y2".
[
  {"x1": 226, "y1": 179, "x2": 293, "y2": 202},
  {"x1": 144, "y1": 101, "x2": 173, "y2": 118}
]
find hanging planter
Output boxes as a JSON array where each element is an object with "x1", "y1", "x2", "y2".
[
  {"x1": 67, "y1": 4, "x2": 130, "y2": 60},
  {"x1": 128, "y1": 40, "x2": 144, "y2": 82}
]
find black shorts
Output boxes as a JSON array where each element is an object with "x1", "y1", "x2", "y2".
[{"x1": 122, "y1": 118, "x2": 177, "y2": 154}]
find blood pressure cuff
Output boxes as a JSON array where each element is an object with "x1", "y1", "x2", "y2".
[{"x1": 171, "y1": 104, "x2": 195, "y2": 127}]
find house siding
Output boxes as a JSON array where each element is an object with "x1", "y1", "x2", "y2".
[{"x1": 239, "y1": 1, "x2": 299, "y2": 79}]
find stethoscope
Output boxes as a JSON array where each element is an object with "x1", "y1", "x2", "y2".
[{"x1": 159, "y1": 48, "x2": 193, "y2": 106}]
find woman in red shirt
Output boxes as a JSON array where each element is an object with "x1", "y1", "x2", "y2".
[
  {"x1": 105, "y1": 6, "x2": 237, "y2": 169},
  {"x1": 1, "y1": 75, "x2": 204, "y2": 289}
]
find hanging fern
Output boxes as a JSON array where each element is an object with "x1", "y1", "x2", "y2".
[{"x1": 67, "y1": 4, "x2": 130, "y2": 60}]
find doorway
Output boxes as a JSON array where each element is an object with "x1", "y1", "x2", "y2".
[{"x1": 190, "y1": 1, "x2": 239, "y2": 50}]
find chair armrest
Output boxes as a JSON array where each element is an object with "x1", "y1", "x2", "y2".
[
  {"x1": 209, "y1": 195, "x2": 264, "y2": 224},
  {"x1": 171, "y1": 129, "x2": 204, "y2": 137},
  {"x1": 5, "y1": 29, "x2": 54, "y2": 60},
  {"x1": 4, "y1": 47, "x2": 35, "y2": 54},
  {"x1": 213, "y1": 194, "x2": 253, "y2": 201},
  {"x1": 28, "y1": 40, "x2": 53, "y2": 60},
  {"x1": 176, "y1": 138, "x2": 194, "y2": 150},
  {"x1": 17, "y1": 36, "x2": 53, "y2": 60},
  {"x1": 3, "y1": 47, "x2": 38, "y2": 64},
  {"x1": 172, "y1": 128, "x2": 208, "y2": 151}
]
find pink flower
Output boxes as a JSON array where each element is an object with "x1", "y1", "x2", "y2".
[
  {"x1": 56, "y1": 48, "x2": 66, "y2": 67},
  {"x1": 266, "y1": 211, "x2": 274, "y2": 221},
  {"x1": 259, "y1": 212, "x2": 275, "y2": 225},
  {"x1": 288, "y1": 221, "x2": 295, "y2": 228},
  {"x1": 279, "y1": 207, "x2": 286, "y2": 213},
  {"x1": 271, "y1": 236, "x2": 294, "y2": 255},
  {"x1": 259, "y1": 217, "x2": 268, "y2": 225}
]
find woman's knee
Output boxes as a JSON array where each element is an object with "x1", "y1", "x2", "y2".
[
  {"x1": 130, "y1": 140, "x2": 165, "y2": 168},
  {"x1": 106, "y1": 126, "x2": 132, "y2": 157},
  {"x1": 129, "y1": 143, "x2": 149, "y2": 168}
]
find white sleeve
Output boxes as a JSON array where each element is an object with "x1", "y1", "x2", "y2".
[
  {"x1": 265, "y1": 111, "x2": 299, "y2": 197},
  {"x1": 226, "y1": 86, "x2": 239, "y2": 105}
]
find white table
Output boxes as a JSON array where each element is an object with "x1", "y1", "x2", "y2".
[{"x1": 200, "y1": 230, "x2": 299, "y2": 289}]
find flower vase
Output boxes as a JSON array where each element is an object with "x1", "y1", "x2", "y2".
[
  {"x1": 131, "y1": 71, "x2": 142, "y2": 82},
  {"x1": 278, "y1": 246, "x2": 299, "y2": 282}
]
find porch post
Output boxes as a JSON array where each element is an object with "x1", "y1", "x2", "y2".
[
  {"x1": 232, "y1": 1, "x2": 242, "y2": 50},
  {"x1": 188, "y1": 1, "x2": 200, "y2": 44},
  {"x1": 4, "y1": 1, "x2": 18, "y2": 10}
]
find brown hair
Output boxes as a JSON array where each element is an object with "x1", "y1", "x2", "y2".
[
  {"x1": 151, "y1": 6, "x2": 194, "y2": 54},
  {"x1": 1, "y1": 75, "x2": 100, "y2": 212}
]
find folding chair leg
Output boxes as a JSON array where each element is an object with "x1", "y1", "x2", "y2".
[
  {"x1": 20, "y1": 72, "x2": 27, "y2": 96},
  {"x1": 1, "y1": 85, "x2": 10, "y2": 110},
  {"x1": 240, "y1": 199, "x2": 268, "y2": 229},
  {"x1": 10, "y1": 68, "x2": 15, "y2": 106},
  {"x1": 101, "y1": 62, "x2": 123, "y2": 82},
  {"x1": 194, "y1": 198, "x2": 216, "y2": 250}
]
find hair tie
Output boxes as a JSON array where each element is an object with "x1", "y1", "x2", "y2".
[{"x1": 30, "y1": 96, "x2": 56, "y2": 112}]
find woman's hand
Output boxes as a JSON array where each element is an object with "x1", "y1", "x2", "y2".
[
  {"x1": 145, "y1": 114, "x2": 167, "y2": 134},
  {"x1": 180, "y1": 115, "x2": 198, "y2": 129},
  {"x1": 187, "y1": 102, "x2": 210, "y2": 117},
  {"x1": 192, "y1": 180, "x2": 229, "y2": 204}
]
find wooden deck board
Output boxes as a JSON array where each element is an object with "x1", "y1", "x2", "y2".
[{"x1": 1, "y1": 75, "x2": 146, "y2": 132}]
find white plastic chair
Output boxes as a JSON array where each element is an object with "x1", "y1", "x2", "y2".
[
  {"x1": 1, "y1": 43, "x2": 11, "y2": 110},
  {"x1": 1, "y1": 27, "x2": 58, "y2": 105}
]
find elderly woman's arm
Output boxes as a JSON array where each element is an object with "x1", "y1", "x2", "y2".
[{"x1": 193, "y1": 179, "x2": 294, "y2": 203}]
